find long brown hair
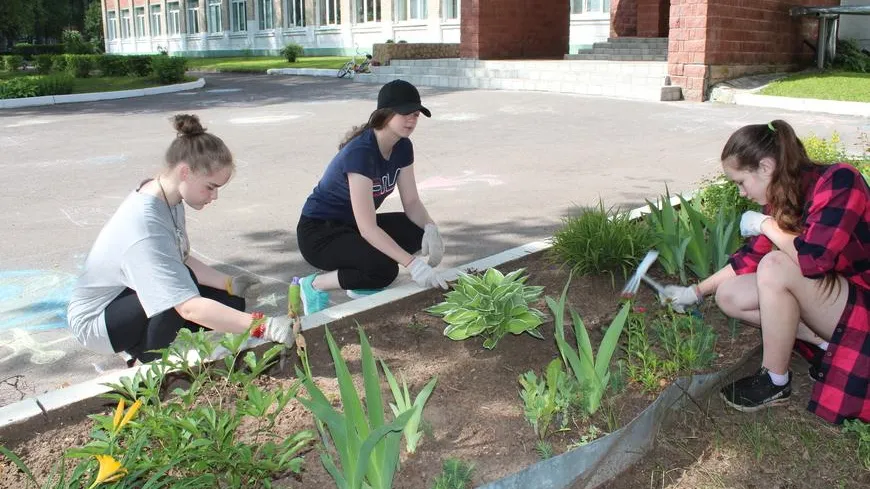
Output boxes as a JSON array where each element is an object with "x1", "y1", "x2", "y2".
[
  {"x1": 338, "y1": 108, "x2": 395, "y2": 149},
  {"x1": 165, "y1": 114, "x2": 234, "y2": 174},
  {"x1": 720, "y1": 119, "x2": 813, "y2": 233}
]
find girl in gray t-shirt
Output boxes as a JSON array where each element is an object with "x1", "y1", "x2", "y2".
[{"x1": 67, "y1": 114, "x2": 294, "y2": 363}]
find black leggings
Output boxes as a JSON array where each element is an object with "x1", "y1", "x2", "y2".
[
  {"x1": 104, "y1": 268, "x2": 245, "y2": 363},
  {"x1": 296, "y1": 213, "x2": 424, "y2": 290}
]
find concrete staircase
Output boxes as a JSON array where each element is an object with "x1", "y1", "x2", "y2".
[
  {"x1": 566, "y1": 37, "x2": 668, "y2": 62},
  {"x1": 354, "y1": 58, "x2": 681, "y2": 102}
]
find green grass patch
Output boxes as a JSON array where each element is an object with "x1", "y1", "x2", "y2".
[
  {"x1": 759, "y1": 71, "x2": 870, "y2": 103},
  {"x1": 185, "y1": 56, "x2": 352, "y2": 73},
  {"x1": 70, "y1": 75, "x2": 196, "y2": 94}
]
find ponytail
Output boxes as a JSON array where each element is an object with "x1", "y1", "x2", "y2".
[{"x1": 338, "y1": 108, "x2": 396, "y2": 149}]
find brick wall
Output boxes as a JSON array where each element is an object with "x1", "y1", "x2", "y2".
[
  {"x1": 460, "y1": 0, "x2": 570, "y2": 59},
  {"x1": 373, "y1": 43, "x2": 461, "y2": 66},
  {"x1": 668, "y1": 0, "x2": 839, "y2": 101},
  {"x1": 637, "y1": 0, "x2": 668, "y2": 37},
  {"x1": 610, "y1": 0, "x2": 638, "y2": 37}
]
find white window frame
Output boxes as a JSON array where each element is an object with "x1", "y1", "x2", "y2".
[
  {"x1": 150, "y1": 5, "x2": 163, "y2": 36},
  {"x1": 187, "y1": 0, "x2": 201, "y2": 34},
  {"x1": 442, "y1": 0, "x2": 459, "y2": 21},
  {"x1": 394, "y1": 0, "x2": 426, "y2": 22},
  {"x1": 257, "y1": 0, "x2": 274, "y2": 30},
  {"x1": 107, "y1": 11, "x2": 118, "y2": 40},
  {"x1": 231, "y1": 0, "x2": 247, "y2": 31},
  {"x1": 120, "y1": 9, "x2": 132, "y2": 38},
  {"x1": 354, "y1": 0, "x2": 381, "y2": 23},
  {"x1": 319, "y1": 0, "x2": 341, "y2": 26},
  {"x1": 167, "y1": 2, "x2": 181, "y2": 35},
  {"x1": 134, "y1": 6, "x2": 146, "y2": 38},
  {"x1": 571, "y1": 0, "x2": 610, "y2": 15},
  {"x1": 208, "y1": 0, "x2": 222, "y2": 33}
]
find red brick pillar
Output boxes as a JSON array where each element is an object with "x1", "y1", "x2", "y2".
[
  {"x1": 610, "y1": 0, "x2": 638, "y2": 38},
  {"x1": 637, "y1": 0, "x2": 668, "y2": 37},
  {"x1": 460, "y1": 0, "x2": 570, "y2": 59},
  {"x1": 667, "y1": 0, "x2": 709, "y2": 102}
]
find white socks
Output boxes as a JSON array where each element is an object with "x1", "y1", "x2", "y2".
[
  {"x1": 818, "y1": 341, "x2": 829, "y2": 351},
  {"x1": 767, "y1": 370, "x2": 790, "y2": 386}
]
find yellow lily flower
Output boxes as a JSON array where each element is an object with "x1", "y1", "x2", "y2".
[
  {"x1": 87, "y1": 455, "x2": 127, "y2": 489},
  {"x1": 112, "y1": 398, "x2": 142, "y2": 434}
]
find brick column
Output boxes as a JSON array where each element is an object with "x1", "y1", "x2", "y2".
[
  {"x1": 610, "y1": 0, "x2": 637, "y2": 37},
  {"x1": 460, "y1": 0, "x2": 569, "y2": 59},
  {"x1": 636, "y1": 0, "x2": 667, "y2": 37}
]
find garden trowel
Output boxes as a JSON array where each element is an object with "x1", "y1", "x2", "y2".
[{"x1": 621, "y1": 250, "x2": 663, "y2": 299}]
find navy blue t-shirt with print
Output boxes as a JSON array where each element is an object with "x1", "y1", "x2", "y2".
[{"x1": 301, "y1": 128, "x2": 414, "y2": 222}]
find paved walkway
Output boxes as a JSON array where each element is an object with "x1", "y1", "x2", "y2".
[{"x1": 1, "y1": 73, "x2": 868, "y2": 406}]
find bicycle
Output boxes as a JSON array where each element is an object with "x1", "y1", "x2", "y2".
[{"x1": 337, "y1": 50, "x2": 373, "y2": 78}]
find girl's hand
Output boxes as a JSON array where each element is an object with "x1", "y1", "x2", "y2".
[
  {"x1": 739, "y1": 211, "x2": 772, "y2": 237},
  {"x1": 421, "y1": 223, "x2": 444, "y2": 266},
  {"x1": 227, "y1": 274, "x2": 263, "y2": 299},
  {"x1": 659, "y1": 285, "x2": 702, "y2": 313}
]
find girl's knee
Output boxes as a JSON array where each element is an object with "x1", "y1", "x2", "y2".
[
  {"x1": 757, "y1": 251, "x2": 793, "y2": 288},
  {"x1": 715, "y1": 276, "x2": 755, "y2": 317},
  {"x1": 361, "y1": 260, "x2": 399, "y2": 289}
]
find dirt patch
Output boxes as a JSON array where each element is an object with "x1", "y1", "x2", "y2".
[{"x1": 0, "y1": 251, "x2": 761, "y2": 488}]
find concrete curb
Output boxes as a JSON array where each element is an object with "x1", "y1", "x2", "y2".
[
  {"x1": 266, "y1": 67, "x2": 338, "y2": 77},
  {"x1": 0, "y1": 78, "x2": 206, "y2": 109},
  {"x1": 0, "y1": 192, "x2": 688, "y2": 429}
]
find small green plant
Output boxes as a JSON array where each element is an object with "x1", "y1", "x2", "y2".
[
  {"x1": 653, "y1": 312, "x2": 718, "y2": 372},
  {"x1": 623, "y1": 310, "x2": 677, "y2": 393},
  {"x1": 550, "y1": 201, "x2": 655, "y2": 282},
  {"x1": 566, "y1": 425, "x2": 603, "y2": 450},
  {"x1": 431, "y1": 458, "x2": 474, "y2": 489},
  {"x1": 426, "y1": 268, "x2": 545, "y2": 349},
  {"x1": 2, "y1": 328, "x2": 314, "y2": 487},
  {"x1": 842, "y1": 419, "x2": 870, "y2": 470},
  {"x1": 381, "y1": 362, "x2": 437, "y2": 454},
  {"x1": 297, "y1": 326, "x2": 414, "y2": 489},
  {"x1": 281, "y1": 43, "x2": 305, "y2": 62},
  {"x1": 0, "y1": 77, "x2": 40, "y2": 99},
  {"x1": 548, "y1": 273, "x2": 631, "y2": 416},
  {"x1": 518, "y1": 358, "x2": 577, "y2": 439},
  {"x1": 534, "y1": 440, "x2": 554, "y2": 459}
]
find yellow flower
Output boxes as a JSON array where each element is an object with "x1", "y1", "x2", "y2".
[
  {"x1": 112, "y1": 398, "x2": 142, "y2": 434},
  {"x1": 87, "y1": 455, "x2": 127, "y2": 489}
]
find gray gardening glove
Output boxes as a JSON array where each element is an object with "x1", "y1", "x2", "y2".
[
  {"x1": 421, "y1": 223, "x2": 445, "y2": 267},
  {"x1": 659, "y1": 285, "x2": 702, "y2": 314},
  {"x1": 407, "y1": 257, "x2": 448, "y2": 290},
  {"x1": 260, "y1": 316, "x2": 294, "y2": 345},
  {"x1": 227, "y1": 274, "x2": 263, "y2": 299}
]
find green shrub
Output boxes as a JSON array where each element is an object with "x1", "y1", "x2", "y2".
[
  {"x1": 550, "y1": 201, "x2": 655, "y2": 281},
  {"x1": 62, "y1": 29, "x2": 95, "y2": 55},
  {"x1": 0, "y1": 77, "x2": 40, "y2": 99},
  {"x1": 151, "y1": 55, "x2": 188, "y2": 84},
  {"x1": 66, "y1": 54, "x2": 96, "y2": 78},
  {"x1": 4, "y1": 55, "x2": 24, "y2": 71},
  {"x1": 833, "y1": 39, "x2": 870, "y2": 73},
  {"x1": 37, "y1": 74, "x2": 74, "y2": 96},
  {"x1": 127, "y1": 55, "x2": 153, "y2": 77},
  {"x1": 52, "y1": 54, "x2": 69, "y2": 73},
  {"x1": 695, "y1": 178, "x2": 759, "y2": 222},
  {"x1": 97, "y1": 54, "x2": 129, "y2": 76},
  {"x1": 11, "y1": 43, "x2": 65, "y2": 59},
  {"x1": 281, "y1": 43, "x2": 304, "y2": 62},
  {"x1": 34, "y1": 54, "x2": 54, "y2": 74}
]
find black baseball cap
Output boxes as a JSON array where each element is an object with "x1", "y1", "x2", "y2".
[{"x1": 377, "y1": 79, "x2": 431, "y2": 117}]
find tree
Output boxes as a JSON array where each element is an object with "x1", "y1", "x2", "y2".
[
  {"x1": 84, "y1": 0, "x2": 103, "y2": 49},
  {"x1": 0, "y1": 0, "x2": 35, "y2": 48}
]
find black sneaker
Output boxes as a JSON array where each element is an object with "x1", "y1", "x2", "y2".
[
  {"x1": 720, "y1": 368, "x2": 791, "y2": 412},
  {"x1": 808, "y1": 350, "x2": 824, "y2": 382}
]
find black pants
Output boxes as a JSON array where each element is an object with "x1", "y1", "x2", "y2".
[
  {"x1": 104, "y1": 268, "x2": 245, "y2": 363},
  {"x1": 297, "y1": 213, "x2": 424, "y2": 290}
]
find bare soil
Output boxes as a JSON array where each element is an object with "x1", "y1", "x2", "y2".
[{"x1": 0, "y1": 251, "x2": 762, "y2": 488}]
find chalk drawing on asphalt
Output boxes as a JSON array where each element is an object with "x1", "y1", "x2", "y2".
[
  {"x1": 417, "y1": 170, "x2": 504, "y2": 192},
  {"x1": 0, "y1": 328, "x2": 67, "y2": 365},
  {"x1": 228, "y1": 115, "x2": 304, "y2": 125},
  {"x1": 0, "y1": 270, "x2": 77, "y2": 332}
]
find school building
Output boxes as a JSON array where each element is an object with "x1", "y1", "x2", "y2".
[{"x1": 99, "y1": 1, "x2": 870, "y2": 101}]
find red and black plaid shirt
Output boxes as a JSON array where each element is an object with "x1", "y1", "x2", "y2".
[{"x1": 729, "y1": 163, "x2": 870, "y2": 424}]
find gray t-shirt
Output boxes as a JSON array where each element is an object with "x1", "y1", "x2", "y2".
[{"x1": 67, "y1": 190, "x2": 199, "y2": 354}]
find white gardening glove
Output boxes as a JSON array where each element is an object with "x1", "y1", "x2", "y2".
[
  {"x1": 260, "y1": 316, "x2": 294, "y2": 345},
  {"x1": 421, "y1": 223, "x2": 445, "y2": 267},
  {"x1": 739, "y1": 211, "x2": 771, "y2": 237},
  {"x1": 659, "y1": 285, "x2": 702, "y2": 314},
  {"x1": 227, "y1": 274, "x2": 263, "y2": 299},
  {"x1": 407, "y1": 257, "x2": 448, "y2": 290}
]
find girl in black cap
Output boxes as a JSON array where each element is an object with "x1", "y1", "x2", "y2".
[{"x1": 295, "y1": 79, "x2": 448, "y2": 315}]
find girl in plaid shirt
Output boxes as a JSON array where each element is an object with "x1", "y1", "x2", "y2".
[{"x1": 660, "y1": 120, "x2": 869, "y2": 423}]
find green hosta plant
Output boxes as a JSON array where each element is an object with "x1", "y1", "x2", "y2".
[
  {"x1": 426, "y1": 268, "x2": 545, "y2": 349},
  {"x1": 297, "y1": 326, "x2": 414, "y2": 489},
  {"x1": 548, "y1": 274, "x2": 630, "y2": 416},
  {"x1": 381, "y1": 362, "x2": 437, "y2": 454}
]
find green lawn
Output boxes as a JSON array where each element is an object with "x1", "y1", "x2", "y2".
[
  {"x1": 0, "y1": 71, "x2": 197, "y2": 95},
  {"x1": 759, "y1": 71, "x2": 870, "y2": 103},
  {"x1": 185, "y1": 56, "x2": 352, "y2": 73}
]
